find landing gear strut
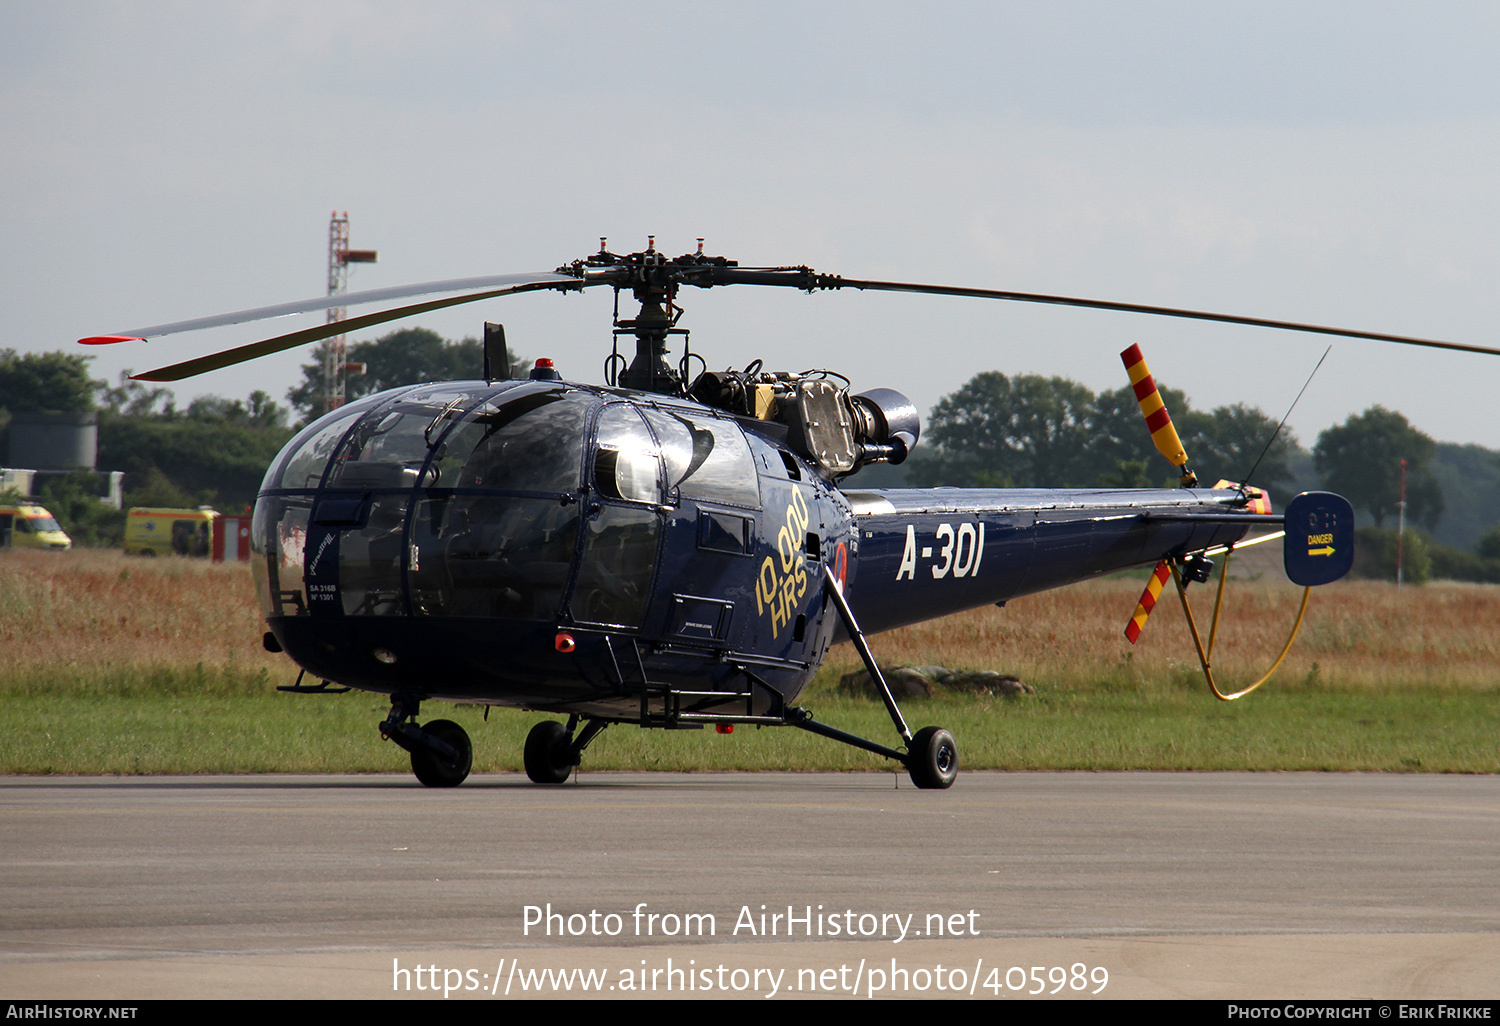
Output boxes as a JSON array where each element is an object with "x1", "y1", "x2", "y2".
[
  {"x1": 815, "y1": 569, "x2": 959, "y2": 789},
  {"x1": 380, "y1": 695, "x2": 474, "y2": 787}
]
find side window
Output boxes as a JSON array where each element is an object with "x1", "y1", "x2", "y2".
[
  {"x1": 643, "y1": 409, "x2": 759, "y2": 508},
  {"x1": 593, "y1": 404, "x2": 664, "y2": 503},
  {"x1": 407, "y1": 496, "x2": 580, "y2": 618},
  {"x1": 251, "y1": 498, "x2": 310, "y2": 617}
]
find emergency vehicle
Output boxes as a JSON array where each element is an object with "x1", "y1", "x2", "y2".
[
  {"x1": 0, "y1": 504, "x2": 73, "y2": 550},
  {"x1": 124, "y1": 507, "x2": 217, "y2": 557}
]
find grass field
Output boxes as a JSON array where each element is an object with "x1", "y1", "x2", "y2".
[{"x1": 2, "y1": 548, "x2": 1497, "y2": 775}]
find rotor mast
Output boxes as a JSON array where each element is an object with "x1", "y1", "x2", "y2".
[{"x1": 612, "y1": 237, "x2": 686, "y2": 395}]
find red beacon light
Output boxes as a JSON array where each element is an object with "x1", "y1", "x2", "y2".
[
  {"x1": 530, "y1": 358, "x2": 561, "y2": 381},
  {"x1": 554, "y1": 631, "x2": 576, "y2": 653}
]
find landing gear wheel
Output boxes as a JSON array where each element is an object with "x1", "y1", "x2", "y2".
[
  {"x1": 907, "y1": 726, "x2": 958, "y2": 789},
  {"x1": 524, "y1": 720, "x2": 574, "y2": 784},
  {"x1": 410, "y1": 719, "x2": 473, "y2": 787}
]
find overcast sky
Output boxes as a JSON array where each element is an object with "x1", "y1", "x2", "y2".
[{"x1": 6, "y1": 1, "x2": 1500, "y2": 457}]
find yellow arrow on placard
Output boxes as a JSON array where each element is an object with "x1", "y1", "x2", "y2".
[{"x1": 1307, "y1": 546, "x2": 1336, "y2": 557}]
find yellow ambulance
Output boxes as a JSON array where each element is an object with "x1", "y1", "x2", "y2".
[
  {"x1": 124, "y1": 507, "x2": 217, "y2": 557},
  {"x1": 0, "y1": 504, "x2": 73, "y2": 550}
]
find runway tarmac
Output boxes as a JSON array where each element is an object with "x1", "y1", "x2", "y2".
[{"x1": 3, "y1": 771, "x2": 1498, "y2": 1000}]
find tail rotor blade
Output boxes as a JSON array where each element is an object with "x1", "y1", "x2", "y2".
[
  {"x1": 1121, "y1": 343, "x2": 1197, "y2": 488},
  {"x1": 1124, "y1": 561, "x2": 1172, "y2": 644}
]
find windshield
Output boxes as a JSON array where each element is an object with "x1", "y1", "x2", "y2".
[{"x1": 255, "y1": 382, "x2": 603, "y2": 622}]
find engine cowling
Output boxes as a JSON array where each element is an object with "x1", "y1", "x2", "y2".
[{"x1": 689, "y1": 369, "x2": 920, "y2": 479}]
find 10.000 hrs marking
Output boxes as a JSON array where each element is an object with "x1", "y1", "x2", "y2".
[{"x1": 755, "y1": 489, "x2": 812, "y2": 640}]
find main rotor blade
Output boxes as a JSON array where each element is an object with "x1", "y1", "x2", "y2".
[
  {"x1": 82, "y1": 271, "x2": 576, "y2": 343},
  {"x1": 819, "y1": 276, "x2": 1500, "y2": 358},
  {"x1": 132, "y1": 279, "x2": 586, "y2": 381}
]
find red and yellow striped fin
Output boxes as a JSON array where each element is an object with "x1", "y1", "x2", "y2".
[
  {"x1": 1121, "y1": 344, "x2": 1192, "y2": 479},
  {"x1": 1124, "y1": 560, "x2": 1172, "y2": 644},
  {"x1": 1212, "y1": 480, "x2": 1273, "y2": 515}
]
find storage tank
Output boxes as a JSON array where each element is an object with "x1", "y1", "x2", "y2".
[{"x1": 7, "y1": 411, "x2": 97, "y2": 470}]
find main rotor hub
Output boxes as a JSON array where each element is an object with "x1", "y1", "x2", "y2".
[
  {"x1": 559, "y1": 241, "x2": 745, "y2": 395},
  {"x1": 557, "y1": 239, "x2": 740, "y2": 291}
]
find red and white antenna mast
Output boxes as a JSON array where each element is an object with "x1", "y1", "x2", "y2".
[{"x1": 324, "y1": 211, "x2": 378, "y2": 412}]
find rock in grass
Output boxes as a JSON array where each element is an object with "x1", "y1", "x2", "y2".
[
  {"x1": 945, "y1": 670, "x2": 1034, "y2": 697},
  {"x1": 838, "y1": 667, "x2": 934, "y2": 698}
]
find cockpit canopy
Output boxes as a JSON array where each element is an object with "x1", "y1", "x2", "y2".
[{"x1": 252, "y1": 380, "x2": 761, "y2": 626}]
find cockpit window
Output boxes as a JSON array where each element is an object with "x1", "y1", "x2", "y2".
[
  {"x1": 432, "y1": 387, "x2": 587, "y2": 493},
  {"x1": 325, "y1": 386, "x2": 483, "y2": 491},
  {"x1": 643, "y1": 408, "x2": 759, "y2": 507},
  {"x1": 268, "y1": 392, "x2": 391, "y2": 491}
]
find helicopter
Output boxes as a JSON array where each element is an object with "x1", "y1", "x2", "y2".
[{"x1": 79, "y1": 239, "x2": 1499, "y2": 789}]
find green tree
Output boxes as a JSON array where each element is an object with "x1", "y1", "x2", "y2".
[
  {"x1": 1314, "y1": 406, "x2": 1443, "y2": 528},
  {"x1": 99, "y1": 410, "x2": 294, "y2": 514},
  {"x1": 1476, "y1": 525, "x2": 1500, "y2": 560},
  {"x1": 1180, "y1": 403, "x2": 1297, "y2": 494},
  {"x1": 1351, "y1": 526, "x2": 1431, "y2": 584},
  {"x1": 99, "y1": 374, "x2": 175, "y2": 417},
  {"x1": 36, "y1": 472, "x2": 127, "y2": 547},
  {"x1": 0, "y1": 350, "x2": 96, "y2": 413},
  {"x1": 908, "y1": 372, "x2": 1099, "y2": 487},
  {"x1": 1089, "y1": 383, "x2": 1197, "y2": 486}
]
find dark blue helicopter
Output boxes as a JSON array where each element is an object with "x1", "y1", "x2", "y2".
[{"x1": 82, "y1": 242, "x2": 1494, "y2": 788}]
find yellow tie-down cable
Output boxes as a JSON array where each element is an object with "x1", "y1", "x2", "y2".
[{"x1": 1168, "y1": 532, "x2": 1312, "y2": 702}]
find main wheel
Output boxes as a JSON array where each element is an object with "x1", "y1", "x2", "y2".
[
  {"x1": 907, "y1": 726, "x2": 958, "y2": 789},
  {"x1": 410, "y1": 719, "x2": 473, "y2": 787},
  {"x1": 524, "y1": 720, "x2": 574, "y2": 784}
]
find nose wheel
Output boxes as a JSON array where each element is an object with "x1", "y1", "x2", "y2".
[
  {"x1": 380, "y1": 696, "x2": 474, "y2": 787},
  {"x1": 409, "y1": 719, "x2": 473, "y2": 787}
]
